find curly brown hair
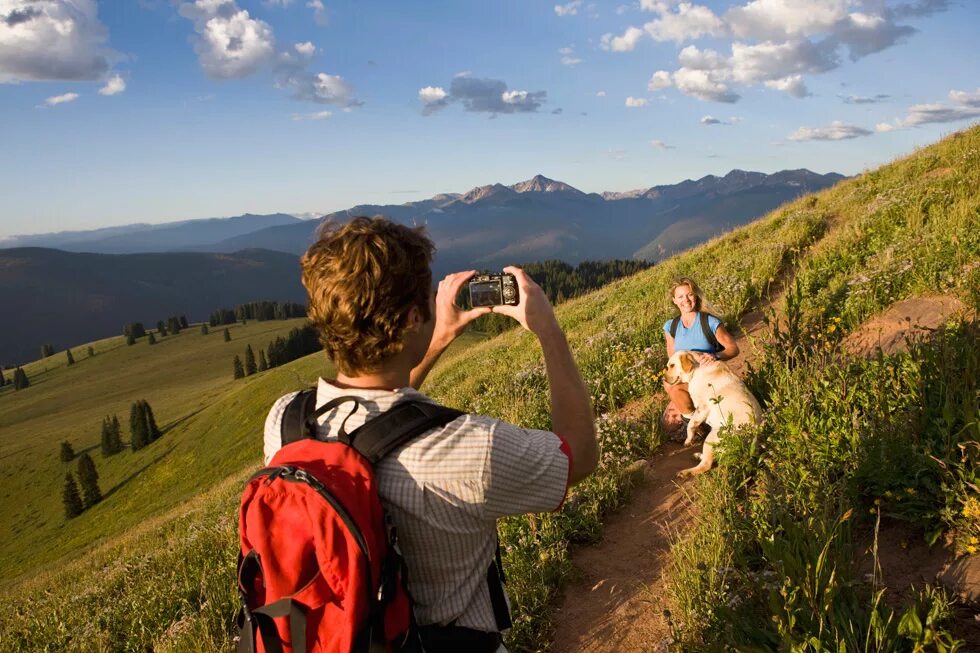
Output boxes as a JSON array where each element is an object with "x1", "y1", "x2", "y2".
[{"x1": 300, "y1": 216, "x2": 434, "y2": 375}]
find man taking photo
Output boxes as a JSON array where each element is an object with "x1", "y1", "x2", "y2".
[{"x1": 261, "y1": 216, "x2": 598, "y2": 652}]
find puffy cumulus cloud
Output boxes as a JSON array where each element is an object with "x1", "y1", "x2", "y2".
[
  {"x1": 419, "y1": 75, "x2": 546, "y2": 116},
  {"x1": 644, "y1": 2, "x2": 725, "y2": 43},
  {"x1": 98, "y1": 73, "x2": 125, "y2": 96},
  {"x1": 726, "y1": 0, "x2": 848, "y2": 41},
  {"x1": 294, "y1": 41, "x2": 316, "y2": 57},
  {"x1": 600, "y1": 26, "x2": 645, "y2": 52},
  {"x1": 700, "y1": 115, "x2": 720, "y2": 124},
  {"x1": 789, "y1": 120, "x2": 871, "y2": 141},
  {"x1": 1, "y1": 0, "x2": 117, "y2": 83},
  {"x1": 555, "y1": 1, "x2": 582, "y2": 17},
  {"x1": 307, "y1": 0, "x2": 327, "y2": 26},
  {"x1": 877, "y1": 88, "x2": 980, "y2": 131},
  {"x1": 559, "y1": 46, "x2": 582, "y2": 65},
  {"x1": 763, "y1": 74, "x2": 808, "y2": 97},
  {"x1": 625, "y1": 96, "x2": 648, "y2": 107},
  {"x1": 673, "y1": 67, "x2": 739, "y2": 102},
  {"x1": 648, "y1": 70, "x2": 672, "y2": 90},
  {"x1": 178, "y1": 0, "x2": 276, "y2": 79},
  {"x1": 42, "y1": 91, "x2": 79, "y2": 106},
  {"x1": 650, "y1": 139, "x2": 675, "y2": 149},
  {"x1": 610, "y1": 0, "x2": 948, "y2": 103}
]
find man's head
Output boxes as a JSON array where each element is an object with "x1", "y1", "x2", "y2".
[{"x1": 301, "y1": 216, "x2": 435, "y2": 375}]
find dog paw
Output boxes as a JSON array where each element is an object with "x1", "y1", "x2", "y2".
[
  {"x1": 693, "y1": 452, "x2": 702, "y2": 460},
  {"x1": 682, "y1": 437, "x2": 694, "y2": 446}
]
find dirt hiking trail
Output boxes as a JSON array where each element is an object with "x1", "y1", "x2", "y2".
[{"x1": 550, "y1": 293, "x2": 975, "y2": 652}]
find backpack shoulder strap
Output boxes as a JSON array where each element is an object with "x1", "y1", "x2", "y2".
[
  {"x1": 699, "y1": 312, "x2": 723, "y2": 352},
  {"x1": 347, "y1": 399, "x2": 464, "y2": 465},
  {"x1": 669, "y1": 316, "x2": 681, "y2": 339},
  {"x1": 280, "y1": 388, "x2": 318, "y2": 447}
]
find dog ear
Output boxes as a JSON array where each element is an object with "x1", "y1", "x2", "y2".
[{"x1": 679, "y1": 352, "x2": 695, "y2": 374}]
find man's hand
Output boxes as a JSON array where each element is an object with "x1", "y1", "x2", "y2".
[
  {"x1": 433, "y1": 270, "x2": 491, "y2": 345},
  {"x1": 491, "y1": 266, "x2": 560, "y2": 336}
]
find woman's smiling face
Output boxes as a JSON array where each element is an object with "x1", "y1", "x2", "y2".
[{"x1": 672, "y1": 284, "x2": 697, "y2": 313}]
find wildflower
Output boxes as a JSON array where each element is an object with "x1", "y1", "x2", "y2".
[
  {"x1": 970, "y1": 536, "x2": 978, "y2": 545},
  {"x1": 884, "y1": 490, "x2": 894, "y2": 499},
  {"x1": 905, "y1": 488, "x2": 916, "y2": 495},
  {"x1": 967, "y1": 545, "x2": 977, "y2": 555},
  {"x1": 874, "y1": 498, "x2": 882, "y2": 506}
]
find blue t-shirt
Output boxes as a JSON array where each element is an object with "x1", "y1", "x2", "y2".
[{"x1": 663, "y1": 312, "x2": 722, "y2": 353}]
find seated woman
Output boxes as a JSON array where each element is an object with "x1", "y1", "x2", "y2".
[{"x1": 661, "y1": 277, "x2": 739, "y2": 433}]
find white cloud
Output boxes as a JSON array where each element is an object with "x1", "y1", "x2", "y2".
[
  {"x1": 502, "y1": 90, "x2": 530, "y2": 104},
  {"x1": 420, "y1": 76, "x2": 547, "y2": 116},
  {"x1": 596, "y1": 90, "x2": 607, "y2": 97},
  {"x1": 294, "y1": 41, "x2": 316, "y2": 57},
  {"x1": 178, "y1": 1, "x2": 276, "y2": 79},
  {"x1": 764, "y1": 74, "x2": 808, "y2": 97},
  {"x1": 307, "y1": 0, "x2": 327, "y2": 26},
  {"x1": 1, "y1": 0, "x2": 117, "y2": 83},
  {"x1": 730, "y1": 40, "x2": 836, "y2": 85},
  {"x1": 555, "y1": 1, "x2": 582, "y2": 16},
  {"x1": 98, "y1": 73, "x2": 125, "y2": 95},
  {"x1": 625, "y1": 96, "x2": 648, "y2": 107},
  {"x1": 291, "y1": 110, "x2": 332, "y2": 120},
  {"x1": 789, "y1": 120, "x2": 871, "y2": 141},
  {"x1": 876, "y1": 88, "x2": 980, "y2": 131},
  {"x1": 673, "y1": 67, "x2": 739, "y2": 102},
  {"x1": 726, "y1": 0, "x2": 848, "y2": 41},
  {"x1": 310, "y1": 73, "x2": 355, "y2": 104},
  {"x1": 650, "y1": 139, "x2": 675, "y2": 149},
  {"x1": 644, "y1": 2, "x2": 725, "y2": 43},
  {"x1": 419, "y1": 86, "x2": 447, "y2": 104},
  {"x1": 600, "y1": 26, "x2": 645, "y2": 52},
  {"x1": 700, "y1": 115, "x2": 721, "y2": 124},
  {"x1": 42, "y1": 92, "x2": 79, "y2": 106},
  {"x1": 842, "y1": 93, "x2": 889, "y2": 104},
  {"x1": 677, "y1": 45, "x2": 728, "y2": 70},
  {"x1": 559, "y1": 46, "x2": 582, "y2": 65},
  {"x1": 648, "y1": 70, "x2": 673, "y2": 90}
]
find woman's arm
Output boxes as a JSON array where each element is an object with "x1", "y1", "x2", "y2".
[{"x1": 713, "y1": 324, "x2": 739, "y2": 361}]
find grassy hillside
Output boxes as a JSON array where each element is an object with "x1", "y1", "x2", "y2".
[
  {"x1": 0, "y1": 125, "x2": 977, "y2": 652},
  {"x1": 0, "y1": 318, "x2": 325, "y2": 577}
]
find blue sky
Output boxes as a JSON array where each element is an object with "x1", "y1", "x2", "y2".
[{"x1": 0, "y1": 0, "x2": 977, "y2": 238}]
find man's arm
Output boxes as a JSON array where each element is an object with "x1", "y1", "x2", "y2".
[
  {"x1": 493, "y1": 266, "x2": 598, "y2": 485},
  {"x1": 410, "y1": 270, "x2": 490, "y2": 390}
]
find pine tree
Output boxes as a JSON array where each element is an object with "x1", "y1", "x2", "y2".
[
  {"x1": 87, "y1": 346, "x2": 95, "y2": 357},
  {"x1": 180, "y1": 315, "x2": 189, "y2": 329},
  {"x1": 60, "y1": 440, "x2": 75, "y2": 462},
  {"x1": 41, "y1": 343, "x2": 54, "y2": 358},
  {"x1": 110, "y1": 415, "x2": 123, "y2": 453},
  {"x1": 200, "y1": 324, "x2": 209, "y2": 335},
  {"x1": 101, "y1": 417, "x2": 112, "y2": 456},
  {"x1": 77, "y1": 452, "x2": 101, "y2": 507},
  {"x1": 147, "y1": 332, "x2": 157, "y2": 345},
  {"x1": 142, "y1": 400, "x2": 162, "y2": 442},
  {"x1": 63, "y1": 473, "x2": 84, "y2": 519},
  {"x1": 126, "y1": 334, "x2": 136, "y2": 346},
  {"x1": 13, "y1": 367, "x2": 29, "y2": 390},
  {"x1": 130, "y1": 401, "x2": 149, "y2": 451},
  {"x1": 245, "y1": 345, "x2": 257, "y2": 375},
  {"x1": 224, "y1": 328, "x2": 231, "y2": 342},
  {"x1": 258, "y1": 349, "x2": 268, "y2": 372},
  {"x1": 233, "y1": 355, "x2": 245, "y2": 379},
  {"x1": 157, "y1": 320, "x2": 166, "y2": 335},
  {"x1": 0, "y1": 367, "x2": 5, "y2": 386},
  {"x1": 66, "y1": 349, "x2": 75, "y2": 366}
]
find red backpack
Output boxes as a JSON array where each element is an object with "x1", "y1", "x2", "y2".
[{"x1": 236, "y1": 393, "x2": 463, "y2": 653}]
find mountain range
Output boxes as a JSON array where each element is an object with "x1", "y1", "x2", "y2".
[{"x1": 0, "y1": 169, "x2": 844, "y2": 365}]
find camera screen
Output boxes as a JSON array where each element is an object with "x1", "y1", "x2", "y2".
[{"x1": 470, "y1": 280, "x2": 502, "y2": 307}]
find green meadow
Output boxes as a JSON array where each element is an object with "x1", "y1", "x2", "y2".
[{"x1": 0, "y1": 125, "x2": 977, "y2": 652}]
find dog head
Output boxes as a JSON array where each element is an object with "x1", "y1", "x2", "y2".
[{"x1": 663, "y1": 351, "x2": 698, "y2": 385}]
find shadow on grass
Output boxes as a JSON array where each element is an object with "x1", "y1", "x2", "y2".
[
  {"x1": 161, "y1": 407, "x2": 206, "y2": 436},
  {"x1": 102, "y1": 445, "x2": 177, "y2": 501}
]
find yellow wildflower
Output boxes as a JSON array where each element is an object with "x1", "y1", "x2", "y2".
[{"x1": 967, "y1": 545, "x2": 977, "y2": 555}]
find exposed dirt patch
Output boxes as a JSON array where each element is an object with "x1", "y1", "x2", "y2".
[
  {"x1": 551, "y1": 444, "x2": 693, "y2": 653},
  {"x1": 842, "y1": 294, "x2": 968, "y2": 358}
]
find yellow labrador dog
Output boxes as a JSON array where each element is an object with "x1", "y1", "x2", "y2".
[{"x1": 662, "y1": 351, "x2": 763, "y2": 477}]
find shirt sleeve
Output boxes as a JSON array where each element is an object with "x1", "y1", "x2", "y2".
[
  {"x1": 263, "y1": 392, "x2": 301, "y2": 465},
  {"x1": 663, "y1": 318, "x2": 673, "y2": 335},
  {"x1": 707, "y1": 314, "x2": 722, "y2": 334},
  {"x1": 481, "y1": 419, "x2": 571, "y2": 519}
]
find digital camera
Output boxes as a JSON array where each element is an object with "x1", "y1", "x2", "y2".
[{"x1": 468, "y1": 273, "x2": 519, "y2": 308}]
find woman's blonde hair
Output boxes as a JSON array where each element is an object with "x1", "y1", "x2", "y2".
[{"x1": 668, "y1": 277, "x2": 710, "y2": 314}]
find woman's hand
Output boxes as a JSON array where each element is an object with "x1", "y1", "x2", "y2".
[{"x1": 692, "y1": 352, "x2": 717, "y2": 365}]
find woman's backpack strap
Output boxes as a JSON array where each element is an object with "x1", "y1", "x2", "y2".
[
  {"x1": 668, "y1": 316, "x2": 681, "y2": 338},
  {"x1": 699, "y1": 312, "x2": 723, "y2": 352}
]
